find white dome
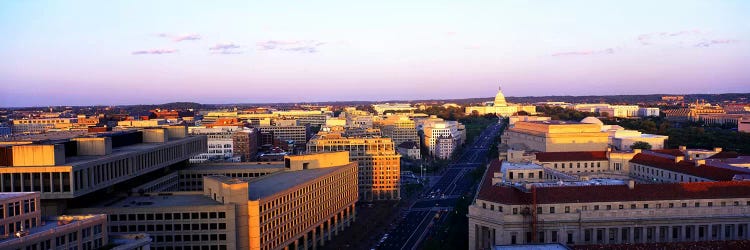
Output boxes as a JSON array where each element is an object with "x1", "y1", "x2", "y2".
[
  {"x1": 580, "y1": 116, "x2": 603, "y2": 125},
  {"x1": 493, "y1": 88, "x2": 507, "y2": 106}
]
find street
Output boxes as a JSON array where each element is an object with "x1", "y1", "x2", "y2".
[{"x1": 376, "y1": 122, "x2": 504, "y2": 250}]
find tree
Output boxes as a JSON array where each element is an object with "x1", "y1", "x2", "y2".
[{"x1": 630, "y1": 141, "x2": 652, "y2": 150}]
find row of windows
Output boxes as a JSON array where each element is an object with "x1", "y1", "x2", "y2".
[
  {"x1": 152, "y1": 244, "x2": 227, "y2": 250},
  {"x1": 0, "y1": 198, "x2": 37, "y2": 219},
  {"x1": 111, "y1": 222, "x2": 227, "y2": 233},
  {"x1": 481, "y1": 200, "x2": 750, "y2": 214},
  {"x1": 110, "y1": 212, "x2": 226, "y2": 221},
  {"x1": 0, "y1": 172, "x2": 71, "y2": 193},
  {"x1": 552, "y1": 162, "x2": 603, "y2": 169}
]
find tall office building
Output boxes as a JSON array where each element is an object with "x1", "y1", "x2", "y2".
[{"x1": 307, "y1": 132, "x2": 401, "y2": 200}]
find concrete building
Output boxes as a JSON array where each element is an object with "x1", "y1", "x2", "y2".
[
  {"x1": 664, "y1": 103, "x2": 725, "y2": 122},
  {"x1": 468, "y1": 159, "x2": 750, "y2": 249},
  {"x1": 638, "y1": 108, "x2": 660, "y2": 117},
  {"x1": 272, "y1": 110, "x2": 329, "y2": 127},
  {"x1": 70, "y1": 152, "x2": 358, "y2": 250},
  {"x1": 307, "y1": 132, "x2": 401, "y2": 200},
  {"x1": 598, "y1": 105, "x2": 639, "y2": 118},
  {"x1": 465, "y1": 87, "x2": 536, "y2": 117},
  {"x1": 578, "y1": 117, "x2": 668, "y2": 150},
  {"x1": 508, "y1": 116, "x2": 551, "y2": 128},
  {"x1": 422, "y1": 118, "x2": 464, "y2": 159},
  {"x1": 11, "y1": 118, "x2": 75, "y2": 134},
  {"x1": 372, "y1": 103, "x2": 417, "y2": 115},
  {"x1": 502, "y1": 120, "x2": 609, "y2": 152},
  {"x1": 259, "y1": 122, "x2": 308, "y2": 149},
  {"x1": 697, "y1": 114, "x2": 748, "y2": 126},
  {"x1": 396, "y1": 141, "x2": 421, "y2": 160},
  {"x1": 188, "y1": 127, "x2": 240, "y2": 163},
  {"x1": 0, "y1": 192, "x2": 109, "y2": 250},
  {"x1": 232, "y1": 128, "x2": 259, "y2": 162},
  {"x1": 741, "y1": 117, "x2": 750, "y2": 133},
  {"x1": 377, "y1": 115, "x2": 419, "y2": 147},
  {"x1": 0, "y1": 129, "x2": 207, "y2": 215}
]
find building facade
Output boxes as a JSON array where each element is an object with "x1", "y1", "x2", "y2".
[
  {"x1": 468, "y1": 160, "x2": 750, "y2": 249},
  {"x1": 307, "y1": 133, "x2": 401, "y2": 200}
]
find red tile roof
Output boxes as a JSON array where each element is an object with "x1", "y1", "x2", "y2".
[
  {"x1": 630, "y1": 153, "x2": 747, "y2": 181},
  {"x1": 650, "y1": 149, "x2": 684, "y2": 157},
  {"x1": 477, "y1": 160, "x2": 750, "y2": 205},
  {"x1": 708, "y1": 151, "x2": 740, "y2": 159},
  {"x1": 534, "y1": 151, "x2": 608, "y2": 162}
]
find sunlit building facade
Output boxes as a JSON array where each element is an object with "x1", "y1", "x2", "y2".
[{"x1": 306, "y1": 133, "x2": 401, "y2": 200}]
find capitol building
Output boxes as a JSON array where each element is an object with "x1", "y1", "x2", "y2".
[{"x1": 465, "y1": 87, "x2": 537, "y2": 117}]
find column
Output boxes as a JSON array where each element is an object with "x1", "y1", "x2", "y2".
[
  {"x1": 333, "y1": 214, "x2": 339, "y2": 236},
  {"x1": 319, "y1": 224, "x2": 325, "y2": 246},
  {"x1": 311, "y1": 230, "x2": 316, "y2": 250},
  {"x1": 326, "y1": 219, "x2": 332, "y2": 241},
  {"x1": 303, "y1": 234, "x2": 308, "y2": 250}
]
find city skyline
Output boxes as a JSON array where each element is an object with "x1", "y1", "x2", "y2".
[{"x1": 2, "y1": 0, "x2": 750, "y2": 106}]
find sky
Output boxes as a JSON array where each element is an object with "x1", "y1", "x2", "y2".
[{"x1": 1, "y1": 0, "x2": 750, "y2": 107}]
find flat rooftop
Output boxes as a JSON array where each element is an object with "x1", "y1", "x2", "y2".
[
  {"x1": 501, "y1": 161, "x2": 543, "y2": 171},
  {"x1": 495, "y1": 244, "x2": 570, "y2": 250},
  {"x1": 248, "y1": 166, "x2": 343, "y2": 200},
  {"x1": 92, "y1": 193, "x2": 220, "y2": 208},
  {"x1": 65, "y1": 136, "x2": 199, "y2": 166},
  {"x1": 0, "y1": 215, "x2": 104, "y2": 245},
  {"x1": 185, "y1": 162, "x2": 286, "y2": 171},
  {"x1": 0, "y1": 192, "x2": 36, "y2": 200}
]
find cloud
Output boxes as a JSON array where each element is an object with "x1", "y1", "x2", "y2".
[
  {"x1": 256, "y1": 40, "x2": 325, "y2": 53},
  {"x1": 551, "y1": 48, "x2": 614, "y2": 57},
  {"x1": 156, "y1": 33, "x2": 202, "y2": 42},
  {"x1": 131, "y1": 49, "x2": 178, "y2": 55},
  {"x1": 637, "y1": 29, "x2": 702, "y2": 45},
  {"x1": 209, "y1": 43, "x2": 242, "y2": 54},
  {"x1": 694, "y1": 39, "x2": 740, "y2": 47}
]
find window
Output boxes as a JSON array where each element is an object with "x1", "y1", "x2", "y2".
[
  {"x1": 708, "y1": 202, "x2": 713, "y2": 207},
  {"x1": 695, "y1": 202, "x2": 700, "y2": 207},
  {"x1": 549, "y1": 207, "x2": 555, "y2": 214},
  {"x1": 594, "y1": 205, "x2": 599, "y2": 210},
  {"x1": 564, "y1": 206, "x2": 570, "y2": 213}
]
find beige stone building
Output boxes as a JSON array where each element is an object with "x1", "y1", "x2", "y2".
[
  {"x1": 70, "y1": 152, "x2": 357, "y2": 250},
  {"x1": 0, "y1": 128, "x2": 207, "y2": 215},
  {"x1": 307, "y1": 133, "x2": 401, "y2": 200},
  {"x1": 502, "y1": 120, "x2": 609, "y2": 152},
  {"x1": 0, "y1": 192, "x2": 110, "y2": 250},
  {"x1": 468, "y1": 159, "x2": 750, "y2": 249}
]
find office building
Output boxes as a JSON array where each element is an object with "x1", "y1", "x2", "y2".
[
  {"x1": 0, "y1": 192, "x2": 109, "y2": 250},
  {"x1": 502, "y1": 120, "x2": 609, "y2": 152},
  {"x1": 372, "y1": 103, "x2": 417, "y2": 115},
  {"x1": 188, "y1": 127, "x2": 239, "y2": 163},
  {"x1": 377, "y1": 115, "x2": 419, "y2": 147},
  {"x1": 396, "y1": 141, "x2": 421, "y2": 160},
  {"x1": 307, "y1": 133, "x2": 401, "y2": 200},
  {"x1": 0, "y1": 128, "x2": 207, "y2": 215},
  {"x1": 11, "y1": 118, "x2": 75, "y2": 134},
  {"x1": 70, "y1": 152, "x2": 358, "y2": 250}
]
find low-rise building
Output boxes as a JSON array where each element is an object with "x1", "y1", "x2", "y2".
[{"x1": 396, "y1": 141, "x2": 421, "y2": 160}]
